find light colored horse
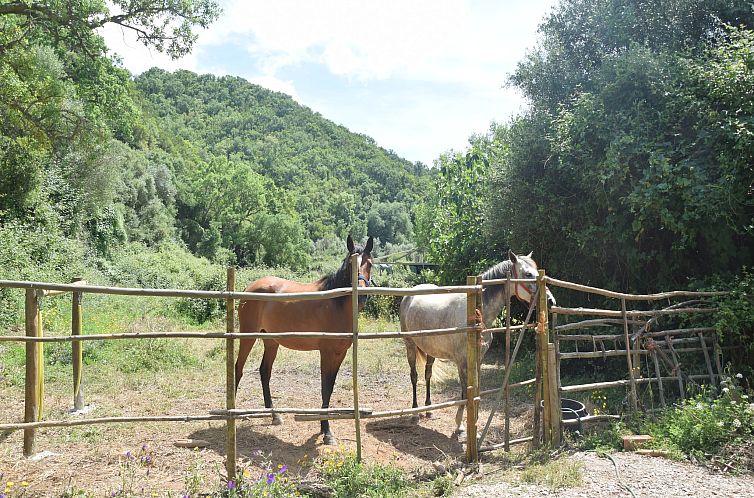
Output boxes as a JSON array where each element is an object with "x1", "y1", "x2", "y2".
[{"x1": 399, "y1": 251, "x2": 556, "y2": 437}]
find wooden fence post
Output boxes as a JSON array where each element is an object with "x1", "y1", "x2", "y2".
[
  {"x1": 24, "y1": 288, "x2": 41, "y2": 456},
  {"x1": 465, "y1": 275, "x2": 479, "y2": 464},
  {"x1": 225, "y1": 267, "x2": 237, "y2": 481},
  {"x1": 351, "y1": 254, "x2": 362, "y2": 462},
  {"x1": 537, "y1": 270, "x2": 552, "y2": 446},
  {"x1": 71, "y1": 277, "x2": 84, "y2": 411},
  {"x1": 504, "y1": 276, "x2": 511, "y2": 452},
  {"x1": 547, "y1": 343, "x2": 561, "y2": 446}
]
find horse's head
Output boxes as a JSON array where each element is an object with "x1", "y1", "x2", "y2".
[
  {"x1": 509, "y1": 250, "x2": 556, "y2": 307},
  {"x1": 347, "y1": 234, "x2": 374, "y2": 309}
]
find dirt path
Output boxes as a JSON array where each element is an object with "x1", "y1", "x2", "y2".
[{"x1": 460, "y1": 451, "x2": 754, "y2": 497}]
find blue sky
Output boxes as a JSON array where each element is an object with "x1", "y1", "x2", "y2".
[{"x1": 102, "y1": 0, "x2": 558, "y2": 167}]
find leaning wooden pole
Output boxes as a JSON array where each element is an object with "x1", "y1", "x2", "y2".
[
  {"x1": 24, "y1": 289, "x2": 40, "y2": 456},
  {"x1": 225, "y1": 267, "x2": 237, "y2": 481},
  {"x1": 71, "y1": 277, "x2": 85, "y2": 411},
  {"x1": 465, "y1": 275, "x2": 479, "y2": 464},
  {"x1": 621, "y1": 298, "x2": 638, "y2": 413},
  {"x1": 351, "y1": 254, "x2": 363, "y2": 462}
]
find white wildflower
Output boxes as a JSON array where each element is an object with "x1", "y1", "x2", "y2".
[
  {"x1": 736, "y1": 373, "x2": 743, "y2": 379},
  {"x1": 722, "y1": 387, "x2": 730, "y2": 394},
  {"x1": 733, "y1": 419, "x2": 742, "y2": 429},
  {"x1": 717, "y1": 421, "x2": 725, "y2": 427},
  {"x1": 742, "y1": 394, "x2": 749, "y2": 400},
  {"x1": 695, "y1": 403, "x2": 704, "y2": 410}
]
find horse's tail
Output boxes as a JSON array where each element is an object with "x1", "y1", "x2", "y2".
[{"x1": 415, "y1": 346, "x2": 427, "y2": 374}]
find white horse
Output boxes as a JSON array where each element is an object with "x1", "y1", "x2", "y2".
[{"x1": 399, "y1": 251, "x2": 556, "y2": 438}]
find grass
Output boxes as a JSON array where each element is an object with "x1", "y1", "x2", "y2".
[{"x1": 519, "y1": 458, "x2": 584, "y2": 490}]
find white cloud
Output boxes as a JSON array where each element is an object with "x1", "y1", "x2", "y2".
[
  {"x1": 101, "y1": 0, "x2": 557, "y2": 165},
  {"x1": 210, "y1": 0, "x2": 553, "y2": 89}
]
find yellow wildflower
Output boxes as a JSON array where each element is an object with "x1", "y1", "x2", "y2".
[{"x1": 21, "y1": 481, "x2": 29, "y2": 487}]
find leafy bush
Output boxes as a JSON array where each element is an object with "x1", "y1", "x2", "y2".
[
  {"x1": 363, "y1": 265, "x2": 417, "y2": 319},
  {"x1": 711, "y1": 269, "x2": 754, "y2": 378},
  {"x1": 649, "y1": 374, "x2": 754, "y2": 458},
  {"x1": 315, "y1": 446, "x2": 414, "y2": 497}
]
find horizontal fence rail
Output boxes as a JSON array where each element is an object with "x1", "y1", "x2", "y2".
[
  {"x1": 544, "y1": 276, "x2": 727, "y2": 301},
  {"x1": 0, "y1": 280, "x2": 482, "y2": 300},
  {"x1": 0, "y1": 326, "x2": 479, "y2": 343}
]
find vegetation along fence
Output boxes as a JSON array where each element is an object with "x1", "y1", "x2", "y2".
[{"x1": 0, "y1": 266, "x2": 728, "y2": 479}]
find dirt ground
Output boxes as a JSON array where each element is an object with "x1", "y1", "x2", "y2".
[{"x1": 0, "y1": 339, "x2": 534, "y2": 497}]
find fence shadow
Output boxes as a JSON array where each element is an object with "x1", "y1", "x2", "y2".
[
  {"x1": 365, "y1": 417, "x2": 463, "y2": 461},
  {"x1": 188, "y1": 422, "x2": 320, "y2": 472}
]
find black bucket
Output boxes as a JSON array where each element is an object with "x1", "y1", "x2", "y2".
[{"x1": 540, "y1": 398, "x2": 588, "y2": 431}]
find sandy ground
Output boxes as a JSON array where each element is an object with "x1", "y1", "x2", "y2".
[{"x1": 0, "y1": 344, "x2": 533, "y2": 496}]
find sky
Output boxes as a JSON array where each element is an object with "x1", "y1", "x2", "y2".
[{"x1": 102, "y1": 0, "x2": 558, "y2": 167}]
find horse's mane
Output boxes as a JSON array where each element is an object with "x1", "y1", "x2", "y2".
[
  {"x1": 480, "y1": 260, "x2": 513, "y2": 281},
  {"x1": 317, "y1": 243, "x2": 367, "y2": 290}
]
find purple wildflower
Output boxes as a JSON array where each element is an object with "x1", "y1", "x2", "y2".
[
  {"x1": 126, "y1": 450, "x2": 132, "y2": 460},
  {"x1": 279, "y1": 464, "x2": 287, "y2": 474},
  {"x1": 266, "y1": 473, "x2": 275, "y2": 485},
  {"x1": 227, "y1": 480, "x2": 235, "y2": 490}
]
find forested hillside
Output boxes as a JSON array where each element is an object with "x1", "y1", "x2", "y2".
[
  {"x1": 134, "y1": 69, "x2": 428, "y2": 264},
  {"x1": 0, "y1": 0, "x2": 430, "y2": 326}
]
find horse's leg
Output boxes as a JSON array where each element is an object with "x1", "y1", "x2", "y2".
[
  {"x1": 424, "y1": 355, "x2": 436, "y2": 418},
  {"x1": 320, "y1": 347, "x2": 348, "y2": 445},
  {"x1": 404, "y1": 340, "x2": 419, "y2": 421},
  {"x1": 234, "y1": 337, "x2": 257, "y2": 392},
  {"x1": 454, "y1": 362, "x2": 468, "y2": 438},
  {"x1": 259, "y1": 340, "x2": 282, "y2": 426}
]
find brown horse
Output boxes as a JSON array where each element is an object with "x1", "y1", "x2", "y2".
[{"x1": 235, "y1": 235, "x2": 374, "y2": 444}]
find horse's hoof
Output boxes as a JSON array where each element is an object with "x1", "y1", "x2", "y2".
[
  {"x1": 271, "y1": 414, "x2": 283, "y2": 426},
  {"x1": 454, "y1": 429, "x2": 467, "y2": 442},
  {"x1": 323, "y1": 434, "x2": 337, "y2": 446}
]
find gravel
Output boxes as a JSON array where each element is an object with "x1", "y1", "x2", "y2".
[{"x1": 457, "y1": 451, "x2": 754, "y2": 497}]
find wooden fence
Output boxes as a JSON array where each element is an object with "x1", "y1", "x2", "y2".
[
  {"x1": 0, "y1": 260, "x2": 549, "y2": 478},
  {"x1": 545, "y1": 276, "x2": 728, "y2": 426},
  {"x1": 2, "y1": 268, "x2": 726, "y2": 476}
]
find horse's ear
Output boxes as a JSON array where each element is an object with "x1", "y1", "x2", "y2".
[
  {"x1": 365, "y1": 236, "x2": 374, "y2": 254},
  {"x1": 527, "y1": 251, "x2": 533, "y2": 258},
  {"x1": 347, "y1": 234, "x2": 355, "y2": 254},
  {"x1": 509, "y1": 250, "x2": 518, "y2": 263}
]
